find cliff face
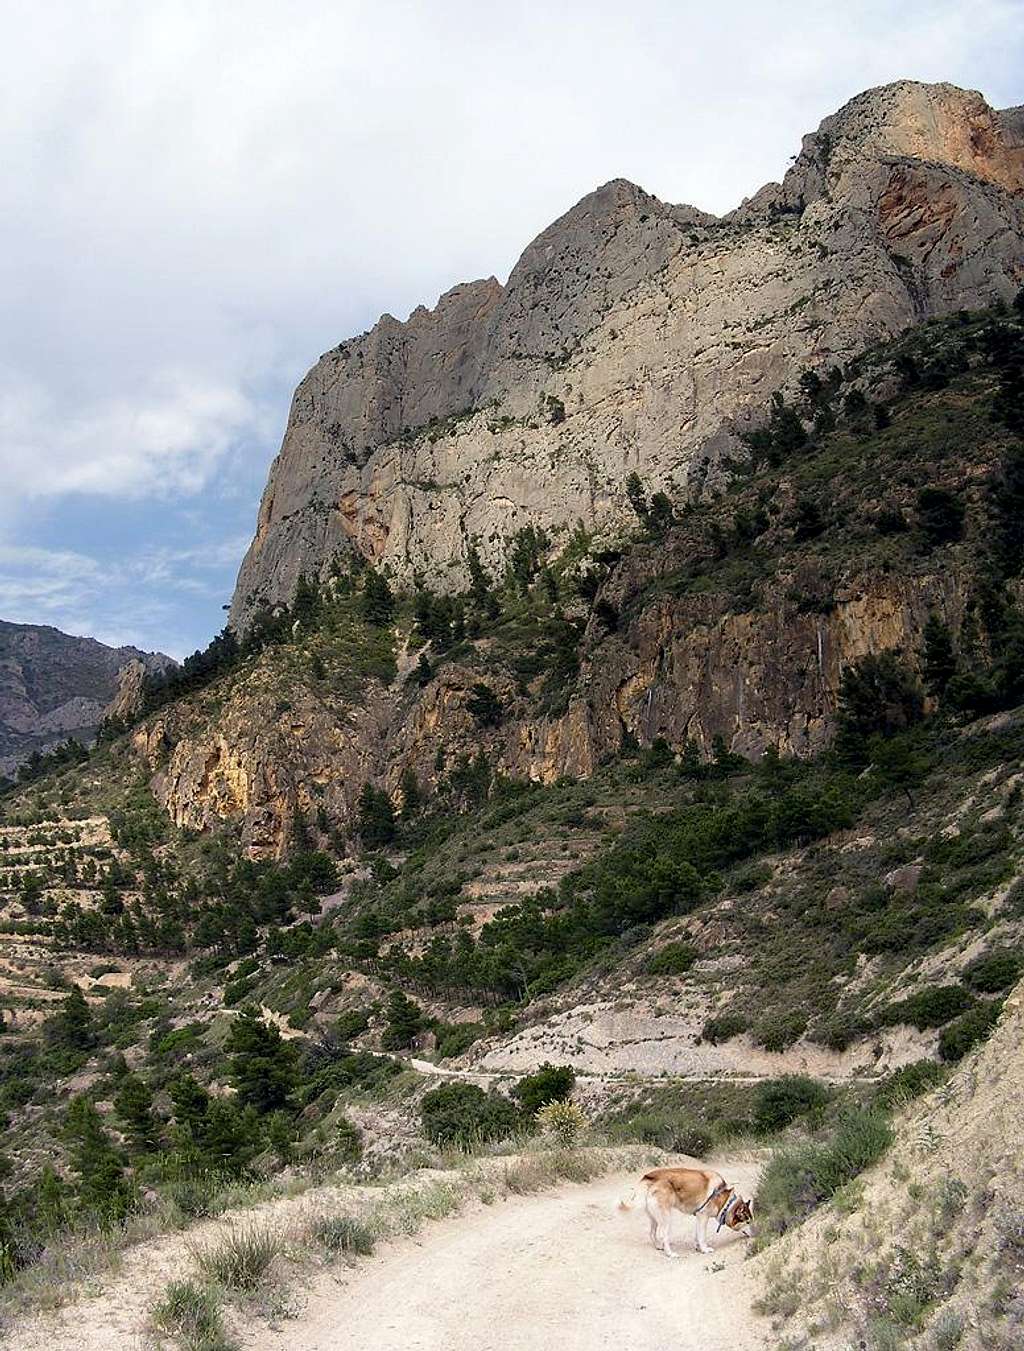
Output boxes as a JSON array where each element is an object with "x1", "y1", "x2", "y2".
[
  {"x1": 230, "y1": 80, "x2": 1024, "y2": 630},
  {"x1": 0, "y1": 622, "x2": 175, "y2": 777},
  {"x1": 145, "y1": 563, "x2": 963, "y2": 856}
]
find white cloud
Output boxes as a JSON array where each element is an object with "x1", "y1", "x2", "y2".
[{"x1": 0, "y1": 369, "x2": 263, "y2": 498}]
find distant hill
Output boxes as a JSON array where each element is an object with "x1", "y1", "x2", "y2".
[{"x1": 0, "y1": 620, "x2": 175, "y2": 777}]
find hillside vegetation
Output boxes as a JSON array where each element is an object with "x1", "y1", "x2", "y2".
[
  {"x1": 1, "y1": 306, "x2": 1023, "y2": 1326},
  {"x1": 754, "y1": 980, "x2": 1024, "y2": 1349}
]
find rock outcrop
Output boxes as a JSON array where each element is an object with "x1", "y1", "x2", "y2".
[
  {"x1": 0, "y1": 622, "x2": 175, "y2": 777},
  {"x1": 230, "y1": 81, "x2": 1024, "y2": 630},
  {"x1": 143, "y1": 558, "x2": 968, "y2": 857}
]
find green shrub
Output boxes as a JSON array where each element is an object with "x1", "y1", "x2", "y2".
[
  {"x1": 513, "y1": 1064, "x2": 576, "y2": 1117},
  {"x1": 434, "y1": 1022, "x2": 484, "y2": 1060},
  {"x1": 753, "y1": 1076, "x2": 830, "y2": 1134},
  {"x1": 646, "y1": 941, "x2": 698, "y2": 976},
  {"x1": 701, "y1": 1011, "x2": 748, "y2": 1044},
  {"x1": 626, "y1": 1111, "x2": 715, "y2": 1158},
  {"x1": 916, "y1": 487, "x2": 965, "y2": 546},
  {"x1": 420, "y1": 1083, "x2": 520, "y2": 1148},
  {"x1": 938, "y1": 999, "x2": 1003, "y2": 1062},
  {"x1": 757, "y1": 1107, "x2": 893, "y2": 1238},
  {"x1": 962, "y1": 947, "x2": 1022, "y2": 994},
  {"x1": 335, "y1": 1114, "x2": 363, "y2": 1165},
  {"x1": 875, "y1": 1059, "x2": 946, "y2": 1108},
  {"x1": 753, "y1": 1008, "x2": 808, "y2": 1053},
  {"x1": 333, "y1": 1009, "x2": 371, "y2": 1042},
  {"x1": 816, "y1": 1010, "x2": 872, "y2": 1051},
  {"x1": 883, "y1": 984, "x2": 976, "y2": 1030},
  {"x1": 151, "y1": 1279, "x2": 233, "y2": 1351}
]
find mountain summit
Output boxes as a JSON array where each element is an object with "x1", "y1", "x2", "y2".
[{"x1": 230, "y1": 80, "x2": 1024, "y2": 630}]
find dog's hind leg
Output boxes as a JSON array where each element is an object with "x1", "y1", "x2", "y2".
[{"x1": 646, "y1": 1192, "x2": 678, "y2": 1257}]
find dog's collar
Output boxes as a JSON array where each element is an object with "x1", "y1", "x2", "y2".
[
  {"x1": 716, "y1": 1192, "x2": 739, "y2": 1232},
  {"x1": 693, "y1": 1182, "x2": 728, "y2": 1216}
]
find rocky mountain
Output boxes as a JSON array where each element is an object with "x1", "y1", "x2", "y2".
[
  {"x1": 0, "y1": 621, "x2": 174, "y2": 777},
  {"x1": 230, "y1": 80, "x2": 1024, "y2": 631},
  {"x1": 3, "y1": 81, "x2": 1024, "y2": 1338},
  {"x1": 133, "y1": 299, "x2": 1021, "y2": 855}
]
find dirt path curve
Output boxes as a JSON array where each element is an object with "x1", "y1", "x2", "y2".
[{"x1": 252, "y1": 1163, "x2": 767, "y2": 1351}]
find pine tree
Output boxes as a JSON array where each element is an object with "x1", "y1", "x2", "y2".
[
  {"x1": 921, "y1": 615, "x2": 957, "y2": 700},
  {"x1": 46, "y1": 987, "x2": 96, "y2": 1058},
  {"x1": 381, "y1": 990, "x2": 424, "y2": 1049},
  {"x1": 64, "y1": 1096, "x2": 133, "y2": 1224},
  {"x1": 356, "y1": 783, "x2": 396, "y2": 848},
  {"x1": 113, "y1": 1074, "x2": 159, "y2": 1153},
  {"x1": 291, "y1": 573, "x2": 321, "y2": 627},
  {"x1": 625, "y1": 471, "x2": 649, "y2": 525},
  {"x1": 835, "y1": 652, "x2": 924, "y2": 764},
  {"x1": 399, "y1": 766, "x2": 422, "y2": 820},
  {"x1": 226, "y1": 1007, "x2": 298, "y2": 1116},
  {"x1": 360, "y1": 569, "x2": 395, "y2": 626},
  {"x1": 868, "y1": 734, "x2": 930, "y2": 808},
  {"x1": 467, "y1": 683, "x2": 502, "y2": 728}
]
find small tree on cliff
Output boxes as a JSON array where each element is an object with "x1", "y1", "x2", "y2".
[
  {"x1": 360, "y1": 569, "x2": 395, "y2": 626},
  {"x1": 356, "y1": 782, "x2": 396, "y2": 848}
]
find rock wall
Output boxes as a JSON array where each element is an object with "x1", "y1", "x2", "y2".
[
  {"x1": 146, "y1": 562, "x2": 966, "y2": 856},
  {"x1": 230, "y1": 80, "x2": 1024, "y2": 630}
]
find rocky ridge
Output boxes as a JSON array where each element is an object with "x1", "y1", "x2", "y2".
[
  {"x1": 0, "y1": 621, "x2": 174, "y2": 777},
  {"x1": 230, "y1": 80, "x2": 1024, "y2": 630}
]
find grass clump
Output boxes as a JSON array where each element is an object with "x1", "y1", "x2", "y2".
[
  {"x1": 151, "y1": 1278, "x2": 235, "y2": 1350},
  {"x1": 875, "y1": 1059, "x2": 947, "y2": 1108},
  {"x1": 309, "y1": 1213, "x2": 375, "y2": 1258},
  {"x1": 191, "y1": 1222, "x2": 283, "y2": 1292},
  {"x1": 164, "y1": 1174, "x2": 230, "y2": 1222}
]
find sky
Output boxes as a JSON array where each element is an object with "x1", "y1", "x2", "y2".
[{"x1": 1, "y1": 1, "x2": 1022, "y2": 659}]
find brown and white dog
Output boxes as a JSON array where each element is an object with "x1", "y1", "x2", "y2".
[{"x1": 632, "y1": 1166, "x2": 754, "y2": 1257}]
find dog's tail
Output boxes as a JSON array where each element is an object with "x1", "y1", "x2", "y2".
[{"x1": 617, "y1": 1187, "x2": 640, "y2": 1213}]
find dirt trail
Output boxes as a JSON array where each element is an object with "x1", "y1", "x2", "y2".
[
  {"x1": 406, "y1": 1055, "x2": 877, "y2": 1089},
  {"x1": 252, "y1": 1163, "x2": 766, "y2": 1351},
  {"x1": 5, "y1": 1159, "x2": 767, "y2": 1350}
]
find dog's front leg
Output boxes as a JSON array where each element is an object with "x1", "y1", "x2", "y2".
[{"x1": 695, "y1": 1213, "x2": 713, "y2": 1255}]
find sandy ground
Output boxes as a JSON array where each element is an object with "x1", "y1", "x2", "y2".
[
  {"x1": 5, "y1": 1161, "x2": 767, "y2": 1351},
  {"x1": 250, "y1": 1163, "x2": 766, "y2": 1351}
]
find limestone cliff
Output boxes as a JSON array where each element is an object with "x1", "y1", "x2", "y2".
[
  {"x1": 146, "y1": 563, "x2": 967, "y2": 856},
  {"x1": 230, "y1": 80, "x2": 1024, "y2": 630}
]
